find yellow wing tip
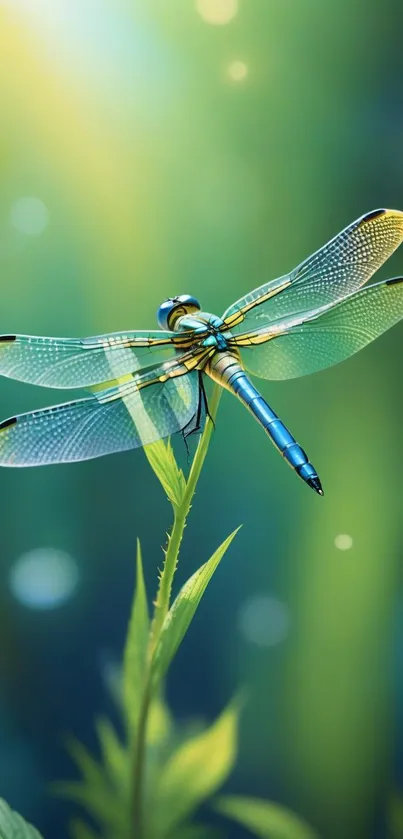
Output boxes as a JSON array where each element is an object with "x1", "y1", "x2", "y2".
[
  {"x1": 361, "y1": 208, "x2": 403, "y2": 222},
  {"x1": 383, "y1": 209, "x2": 403, "y2": 239},
  {"x1": 360, "y1": 209, "x2": 403, "y2": 241},
  {"x1": 383, "y1": 208, "x2": 403, "y2": 220}
]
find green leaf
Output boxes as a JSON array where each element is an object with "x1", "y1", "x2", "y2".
[
  {"x1": 154, "y1": 700, "x2": 240, "y2": 836},
  {"x1": 0, "y1": 799, "x2": 43, "y2": 838},
  {"x1": 147, "y1": 693, "x2": 174, "y2": 748},
  {"x1": 214, "y1": 796, "x2": 319, "y2": 839},
  {"x1": 123, "y1": 539, "x2": 150, "y2": 737},
  {"x1": 65, "y1": 737, "x2": 111, "y2": 794},
  {"x1": 54, "y1": 738, "x2": 125, "y2": 829},
  {"x1": 95, "y1": 716, "x2": 128, "y2": 791},
  {"x1": 69, "y1": 819, "x2": 100, "y2": 839},
  {"x1": 55, "y1": 783, "x2": 124, "y2": 830},
  {"x1": 151, "y1": 528, "x2": 240, "y2": 690},
  {"x1": 144, "y1": 437, "x2": 186, "y2": 507}
]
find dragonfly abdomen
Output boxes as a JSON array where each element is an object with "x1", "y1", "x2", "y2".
[{"x1": 206, "y1": 352, "x2": 323, "y2": 495}]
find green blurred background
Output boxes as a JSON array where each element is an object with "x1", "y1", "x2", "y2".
[{"x1": 0, "y1": 1, "x2": 402, "y2": 837}]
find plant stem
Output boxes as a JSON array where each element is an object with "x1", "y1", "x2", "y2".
[
  {"x1": 150, "y1": 384, "x2": 222, "y2": 650},
  {"x1": 130, "y1": 680, "x2": 151, "y2": 839},
  {"x1": 130, "y1": 383, "x2": 221, "y2": 839}
]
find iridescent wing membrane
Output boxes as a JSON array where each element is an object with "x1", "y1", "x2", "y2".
[
  {"x1": 0, "y1": 329, "x2": 196, "y2": 387},
  {"x1": 0, "y1": 329, "x2": 210, "y2": 466},
  {"x1": 223, "y1": 209, "x2": 403, "y2": 379},
  {"x1": 1, "y1": 208, "x2": 403, "y2": 468}
]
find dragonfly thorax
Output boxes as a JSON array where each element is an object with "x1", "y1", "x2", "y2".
[
  {"x1": 157, "y1": 295, "x2": 201, "y2": 330},
  {"x1": 173, "y1": 310, "x2": 230, "y2": 351}
]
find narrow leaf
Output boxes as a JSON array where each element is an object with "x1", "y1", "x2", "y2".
[
  {"x1": 147, "y1": 693, "x2": 173, "y2": 747},
  {"x1": 123, "y1": 539, "x2": 149, "y2": 736},
  {"x1": 144, "y1": 438, "x2": 186, "y2": 507},
  {"x1": 95, "y1": 716, "x2": 128, "y2": 791},
  {"x1": 151, "y1": 528, "x2": 240, "y2": 689},
  {"x1": 214, "y1": 796, "x2": 319, "y2": 839},
  {"x1": 65, "y1": 737, "x2": 111, "y2": 793},
  {"x1": 154, "y1": 700, "x2": 239, "y2": 835},
  {"x1": 0, "y1": 799, "x2": 43, "y2": 839},
  {"x1": 54, "y1": 783, "x2": 123, "y2": 829},
  {"x1": 54, "y1": 737, "x2": 125, "y2": 829}
]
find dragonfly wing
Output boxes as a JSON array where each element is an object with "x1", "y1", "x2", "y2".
[
  {"x1": 233, "y1": 277, "x2": 403, "y2": 380},
  {"x1": 0, "y1": 329, "x2": 197, "y2": 388},
  {"x1": 222, "y1": 209, "x2": 403, "y2": 332},
  {"x1": 0, "y1": 354, "x2": 206, "y2": 466}
]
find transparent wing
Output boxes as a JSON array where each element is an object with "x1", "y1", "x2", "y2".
[
  {"x1": 0, "y1": 355, "x2": 205, "y2": 466},
  {"x1": 223, "y1": 209, "x2": 403, "y2": 332},
  {"x1": 0, "y1": 329, "x2": 198, "y2": 388},
  {"x1": 235, "y1": 277, "x2": 403, "y2": 380}
]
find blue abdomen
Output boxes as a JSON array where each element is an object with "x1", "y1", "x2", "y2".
[
  {"x1": 230, "y1": 370, "x2": 323, "y2": 495},
  {"x1": 204, "y1": 351, "x2": 323, "y2": 495}
]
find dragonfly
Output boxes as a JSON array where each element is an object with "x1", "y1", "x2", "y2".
[{"x1": 0, "y1": 208, "x2": 403, "y2": 496}]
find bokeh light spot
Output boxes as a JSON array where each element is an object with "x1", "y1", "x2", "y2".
[
  {"x1": 196, "y1": 0, "x2": 238, "y2": 25},
  {"x1": 238, "y1": 595, "x2": 290, "y2": 647},
  {"x1": 228, "y1": 60, "x2": 248, "y2": 81},
  {"x1": 9, "y1": 548, "x2": 79, "y2": 610},
  {"x1": 10, "y1": 197, "x2": 49, "y2": 236},
  {"x1": 334, "y1": 533, "x2": 353, "y2": 551}
]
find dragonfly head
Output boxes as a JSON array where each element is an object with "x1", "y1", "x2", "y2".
[{"x1": 157, "y1": 295, "x2": 201, "y2": 330}]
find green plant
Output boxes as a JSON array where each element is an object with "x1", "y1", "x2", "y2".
[
  {"x1": 53, "y1": 383, "x2": 319, "y2": 839},
  {"x1": 0, "y1": 385, "x2": 318, "y2": 839}
]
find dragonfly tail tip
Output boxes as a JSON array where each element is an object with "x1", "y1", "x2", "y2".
[{"x1": 306, "y1": 475, "x2": 324, "y2": 496}]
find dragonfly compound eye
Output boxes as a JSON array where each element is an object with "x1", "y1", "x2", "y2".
[{"x1": 157, "y1": 295, "x2": 201, "y2": 329}]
